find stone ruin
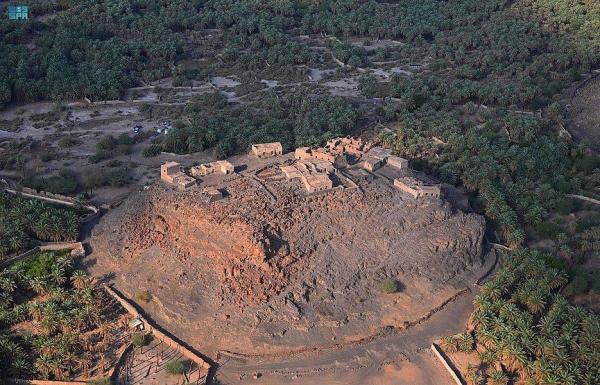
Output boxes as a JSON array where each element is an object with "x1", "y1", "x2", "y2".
[
  {"x1": 394, "y1": 177, "x2": 441, "y2": 199},
  {"x1": 160, "y1": 161, "x2": 195, "y2": 189}
]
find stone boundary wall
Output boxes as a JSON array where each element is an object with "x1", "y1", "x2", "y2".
[
  {"x1": 0, "y1": 242, "x2": 83, "y2": 270},
  {"x1": 0, "y1": 247, "x2": 40, "y2": 269},
  {"x1": 4, "y1": 187, "x2": 99, "y2": 214},
  {"x1": 6, "y1": 379, "x2": 90, "y2": 385},
  {"x1": 430, "y1": 343, "x2": 464, "y2": 385},
  {"x1": 108, "y1": 342, "x2": 134, "y2": 383},
  {"x1": 102, "y1": 285, "x2": 210, "y2": 384},
  {"x1": 566, "y1": 193, "x2": 600, "y2": 205},
  {"x1": 573, "y1": 69, "x2": 600, "y2": 97}
]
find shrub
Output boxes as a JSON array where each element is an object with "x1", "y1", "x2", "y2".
[
  {"x1": 105, "y1": 159, "x2": 122, "y2": 168},
  {"x1": 575, "y1": 156, "x2": 600, "y2": 174},
  {"x1": 576, "y1": 215, "x2": 600, "y2": 232},
  {"x1": 38, "y1": 151, "x2": 51, "y2": 162},
  {"x1": 382, "y1": 279, "x2": 399, "y2": 294},
  {"x1": 117, "y1": 133, "x2": 133, "y2": 145},
  {"x1": 557, "y1": 198, "x2": 575, "y2": 215},
  {"x1": 135, "y1": 291, "x2": 152, "y2": 303},
  {"x1": 117, "y1": 144, "x2": 131, "y2": 155},
  {"x1": 131, "y1": 333, "x2": 148, "y2": 347},
  {"x1": 591, "y1": 272, "x2": 600, "y2": 294},
  {"x1": 536, "y1": 222, "x2": 562, "y2": 240},
  {"x1": 88, "y1": 150, "x2": 111, "y2": 164},
  {"x1": 142, "y1": 145, "x2": 162, "y2": 157},
  {"x1": 564, "y1": 270, "x2": 590, "y2": 296},
  {"x1": 58, "y1": 136, "x2": 75, "y2": 148},
  {"x1": 536, "y1": 253, "x2": 570, "y2": 275},
  {"x1": 45, "y1": 169, "x2": 78, "y2": 195},
  {"x1": 411, "y1": 159, "x2": 426, "y2": 172},
  {"x1": 107, "y1": 167, "x2": 128, "y2": 187},
  {"x1": 96, "y1": 135, "x2": 118, "y2": 151},
  {"x1": 165, "y1": 360, "x2": 185, "y2": 375}
]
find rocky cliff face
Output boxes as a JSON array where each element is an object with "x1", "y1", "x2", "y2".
[{"x1": 90, "y1": 176, "x2": 485, "y2": 327}]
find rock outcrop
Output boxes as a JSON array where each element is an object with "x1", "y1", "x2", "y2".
[
  {"x1": 89, "y1": 174, "x2": 485, "y2": 351},
  {"x1": 91, "y1": 175, "x2": 484, "y2": 309}
]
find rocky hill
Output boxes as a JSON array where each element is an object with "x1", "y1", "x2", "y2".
[{"x1": 88, "y1": 173, "x2": 486, "y2": 354}]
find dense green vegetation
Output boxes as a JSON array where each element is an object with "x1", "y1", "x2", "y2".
[
  {"x1": 23, "y1": 169, "x2": 79, "y2": 195},
  {"x1": 0, "y1": 192, "x2": 79, "y2": 260},
  {"x1": 0, "y1": 0, "x2": 598, "y2": 106},
  {"x1": 0, "y1": 250, "x2": 124, "y2": 380},
  {"x1": 2, "y1": 0, "x2": 597, "y2": 244},
  {"x1": 142, "y1": 92, "x2": 364, "y2": 156},
  {"x1": 442, "y1": 250, "x2": 600, "y2": 384}
]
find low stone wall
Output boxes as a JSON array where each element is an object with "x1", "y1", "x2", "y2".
[
  {"x1": 430, "y1": 343, "x2": 464, "y2": 385},
  {"x1": 103, "y1": 285, "x2": 211, "y2": 384},
  {"x1": 108, "y1": 342, "x2": 134, "y2": 382},
  {"x1": 0, "y1": 243, "x2": 84, "y2": 270},
  {"x1": 0, "y1": 247, "x2": 41, "y2": 269},
  {"x1": 7, "y1": 380, "x2": 90, "y2": 385},
  {"x1": 4, "y1": 188, "x2": 98, "y2": 213},
  {"x1": 41, "y1": 242, "x2": 85, "y2": 257}
]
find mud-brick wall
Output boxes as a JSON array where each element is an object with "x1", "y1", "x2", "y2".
[{"x1": 102, "y1": 285, "x2": 210, "y2": 382}]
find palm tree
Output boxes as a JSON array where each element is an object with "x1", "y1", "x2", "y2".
[
  {"x1": 472, "y1": 294, "x2": 489, "y2": 311},
  {"x1": 29, "y1": 300, "x2": 44, "y2": 322},
  {"x1": 28, "y1": 277, "x2": 48, "y2": 296},
  {"x1": 71, "y1": 270, "x2": 88, "y2": 290},
  {"x1": 34, "y1": 354, "x2": 53, "y2": 379},
  {"x1": 40, "y1": 316, "x2": 58, "y2": 335},
  {"x1": 525, "y1": 289, "x2": 546, "y2": 315},
  {"x1": 77, "y1": 352, "x2": 93, "y2": 378},
  {"x1": 10, "y1": 355, "x2": 32, "y2": 378},
  {"x1": 56, "y1": 253, "x2": 74, "y2": 271},
  {"x1": 49, "y1": 357, "x2": 66, "y2": 380},
  {"x1": 7, "y1": 303, "x2": 27, "y2": 324},
  {"x1": 439, "y1": 336, "x2": 458, "y2": 353},
  {"x1": 50, "y1": 266, "x2": 66, "y2": 286},
  {"x1": 50, "y1": 286, "x2": 68, "y2": 301},
  {"x1": 458, "y1": 333, "x2": 475, "y2": 352},
  {"x1": 98, "y1": 354, "x2": 110, "y2": 374},
  {"x1": 0, "y1": 276, "x2": 16, "y2": 293},
  {"x1": 481, "y1": 281, "x2": 503, "y2": 301}
]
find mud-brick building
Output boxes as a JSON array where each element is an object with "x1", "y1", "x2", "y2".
[
  {"x1": 394, "y1": 177, "x2": 440, "y2": 199},
  {"x1": 191, "y1": 160, "x2": 235, "y2": 177},
  {"x1": 365, "y1": 146, "x2": 392, "y2": 161},
  {"x1": 326, "y1": 136, "x2": 370, "y2": 156},
  {"x1": 160, "y1": 161, "x2": 195, "y2": 189},
  {"x1": 252, "y1": 142, "x2": 283, "y2": 158},
  {"x1": 295, "y1": 147, "x2": 347, "y2": 168},
  {"x1": 295, "y1": 147, "x2": 312, "y2": 160},
  {"x1": 362, "y1": 156, "x2": 382, "y2": 171},
  {"x1": 387, "y1": 155, "x2": 409, "y2": 169},
  {"x1": 281, "y1": 159, "x2": 335, "y2": 193},
  {"x1": 161, "y1": 161, "x2": 181, "y2": 183},
  {"x1": 302, "y1": 173, "x2": 333, "y2": 193}
]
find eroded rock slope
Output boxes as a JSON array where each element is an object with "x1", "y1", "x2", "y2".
[{"x1": 90, "y1": 176, "x2": 484, "y2": 329}]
